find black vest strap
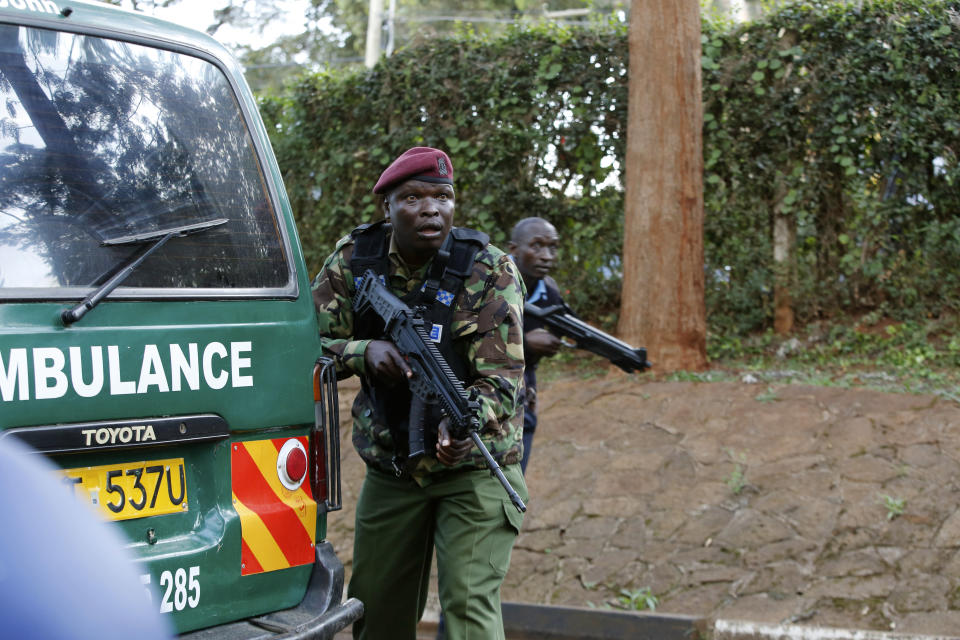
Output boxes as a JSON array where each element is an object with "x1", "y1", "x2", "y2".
[
  {"x1": 416, "y1": 227, "x2": 488, "y2": 310},
  {"x1": 350, "y1": 220, "x2": 391, "y2": 290},
  {"x1": 446, "y1": 227, "x2": 489, "y2": 276}
]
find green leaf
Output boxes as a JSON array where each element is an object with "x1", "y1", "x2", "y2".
[{"x1": 543, "y1": 63, "x2": 563, "y2": 80}]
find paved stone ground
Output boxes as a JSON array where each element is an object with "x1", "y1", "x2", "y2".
[{"x1": 326, "y1": 369, "x2": 960, "y2": 637}]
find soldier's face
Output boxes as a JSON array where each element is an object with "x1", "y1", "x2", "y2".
[
  {"x1": 384, "y1": 179, "x2": 455, "y2": 267},
  {"x1": 510, "y1": 221, "x2": 559, "y2": 284}
]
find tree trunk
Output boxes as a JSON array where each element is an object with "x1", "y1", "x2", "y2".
[
  {"x1": 365, "y1": 0, "x2": 384, "y2": 68},
  {"x1": 619, "y1": 0, "x2": 707, "y2": 372},
  {"x1": 773, "y1": 209, "x2": 796, "y2": 335}
]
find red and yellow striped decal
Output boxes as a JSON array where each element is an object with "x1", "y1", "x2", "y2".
[{"x1": 231, "y1": 437, "x2": 316, "y2": 575}]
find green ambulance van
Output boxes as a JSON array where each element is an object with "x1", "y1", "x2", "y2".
[{"x1": 0, "y1": 0, "x2": 362, "y2": 637}]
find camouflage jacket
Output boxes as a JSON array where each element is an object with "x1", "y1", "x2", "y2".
[{"x1": 311, "y1": 226, "x2": 526, "y2": 484}]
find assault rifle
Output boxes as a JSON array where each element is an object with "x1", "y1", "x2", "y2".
[
  {"x1": 353, "y1": 270, "x2": 526, "y2": 513},
  {"x1": 524, "y1": 302, "x2": 652, "y2": 373}
]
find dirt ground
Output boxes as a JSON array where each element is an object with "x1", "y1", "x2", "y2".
[{"x1": 326, "y1": 363, "x2": 960, "y2": 637}]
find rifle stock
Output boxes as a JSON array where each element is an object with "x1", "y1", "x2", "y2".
[
  {"x1": 354, "y1": 270, "x2": 526, "y2": 512},
  {"x1": 524, "y1": 302, "x2": 652, "y2": 373}
]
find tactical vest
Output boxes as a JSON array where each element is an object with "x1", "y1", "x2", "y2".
[{"x1": 349, "y1": 220, "x2": 489, "y2": 446}]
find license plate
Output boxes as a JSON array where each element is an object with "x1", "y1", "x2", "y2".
[{"x1": 62, "y1": 458, "x2": 188, "y2": 521}]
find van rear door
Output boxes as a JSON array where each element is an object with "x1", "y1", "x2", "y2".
[{"x1": 0, "y1": 9, "x2": 358, "y2": 636}]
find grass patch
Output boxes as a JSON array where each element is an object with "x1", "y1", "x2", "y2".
[
  {"x1": 703, "y1": 314, "x2": 960, "y2": 397},
  {"x1": 532, "y1": 313, "x2": 960, "y2": 401}
]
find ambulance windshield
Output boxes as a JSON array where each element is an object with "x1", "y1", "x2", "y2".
[{"x1": 0, "y1": 25, "x2": 290, "y2": 294}]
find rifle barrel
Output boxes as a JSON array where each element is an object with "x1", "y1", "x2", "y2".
[
  {"x1": 470, "y1": 432, "x2": 526, "y2": 513},
  {"x1": 524, "y1": 302, "x2": 651, "y2": 373}
]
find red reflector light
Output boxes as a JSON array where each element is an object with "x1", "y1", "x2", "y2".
[
  {"x1": 276, "y1": 438, "x2": 308, "y2": 491},
  {"x1": 286, "y1": 446, "x2": 307, "y2": 483}
]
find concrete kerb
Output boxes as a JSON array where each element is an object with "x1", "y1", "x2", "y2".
[
  {"x1": 712, "y1": 619, "x2": 960, "y2": 640},
  {"x1": 416, "y1": 605, "x2": 960, "y2": 639},
  {"x1": 499, "y1": 606, "x2": 960, "y2": 640}
]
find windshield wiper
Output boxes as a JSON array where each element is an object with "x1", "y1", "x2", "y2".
[{"x1": 61, "y1": 218, "x2": 229, "y2": 325}]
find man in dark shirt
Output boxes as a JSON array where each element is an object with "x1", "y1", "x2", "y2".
[{"x1": 509, "y1": 217, "x2": 565, "y2": 474}]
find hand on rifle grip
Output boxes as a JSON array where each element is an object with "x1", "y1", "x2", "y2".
[
  {"x1": 436, "y1": 418, "x2": 473, "y2": 467},
  {"x1": 525, "y1": 328, "x2": 562, "y2": 357},
  {"x1": 364, "y1": 340, "x2": 413, "y2": 384}
]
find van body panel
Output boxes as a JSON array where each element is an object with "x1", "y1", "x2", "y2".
[{"x1": 0, "y1": 301, "x2": 319, "y2": 429}]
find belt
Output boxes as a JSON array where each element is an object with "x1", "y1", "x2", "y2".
[{"x1": 364, "y1": 457, "x2": 488, "y2": 481}]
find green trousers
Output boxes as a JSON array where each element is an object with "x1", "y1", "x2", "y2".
[{"x1": 347, "y1": 464, "x2": 527, "y2": 640}]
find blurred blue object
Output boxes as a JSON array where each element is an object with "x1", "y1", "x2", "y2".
[{"x1": 0, "y1": 437, "x2": 173, "y2": 640}]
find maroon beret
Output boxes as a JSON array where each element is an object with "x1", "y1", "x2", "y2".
[{"x1": 373, "y1": 147, "x2": 454, "y2": 195}]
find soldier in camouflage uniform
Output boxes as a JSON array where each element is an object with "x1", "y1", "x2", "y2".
[{"x1": 311, "y1": 147, "x2": 528, "y2": 640}]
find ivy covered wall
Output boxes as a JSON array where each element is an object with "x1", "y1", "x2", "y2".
[
  {"x1": 260, "y1": 0, "x2": 959, "y2": 335},
  {"x1": 702, "y1": 0, "x2": 960, "y2": 335}
]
